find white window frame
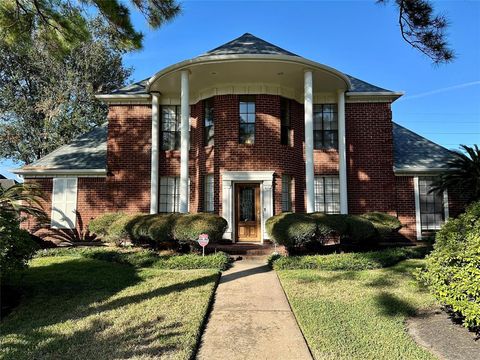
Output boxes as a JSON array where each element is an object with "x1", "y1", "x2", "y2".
[
  {"x1": 314, "y1": 175, "x2": 340, "y2": 214},
  {"x1": 51, "y1": 177, "x2": 78, "y2": 229},
  {"x1": 414, "y1": 176, "x2": 449, "y2": 240}
]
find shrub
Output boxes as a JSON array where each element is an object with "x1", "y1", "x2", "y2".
[
  {"x1": 153, "y1": 252, "x2": 230, "y2": 270},
  {"x1": 88, "y1": 212, "x2": 124, "y2": 238},
  {"x1": 108, "y1": 213, "x2": 144, "y2": 243},
  {"x1": 266, "y1": 212, "x2": 317, "y2": 249},
  {"x1": 361, "y1": 212, "x2": 402, "y2": 239},
  {"x1": 310, "y1": 213, "x2": 348, "y2": 235},
  {"x1": 172, "y1": 213, "x2": 227, "y2": 243},
  {"x1": 417, "y1": 201, "x2": 480, "y2": 331},
  {"x1": 129, "y1": 213, "x2": 180, "y2": 244},
  {"x1": 272, "y1": 246, "x2": 429, "y2": 271},
  {"x1": 344, "y1": 215, "x2": 377, "y2": 244},
  {"x1": 0, "y1": 212, "x2": 38, "y2": 279}
]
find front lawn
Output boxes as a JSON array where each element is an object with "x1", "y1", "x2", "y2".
[
  {"x1": 277, "y1": 259, "x2": 437, "y2": 359},
  {"x1": 0, "y1": 255, "x2": 219, "y2": 359}
]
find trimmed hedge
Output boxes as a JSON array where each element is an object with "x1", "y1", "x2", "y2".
[
  {"x1": 88, "y1": 212, "x2": 228, "y2": 248},
  {"x1": 35, "y1": 247, "x2": 230, "y2": 271},
  {"x1": 272, "y1": 246, "x2": 429, "y2": 271},
  {"x1": 417, "y1": 201, "x2": 480, "y2": 331},
  {"x1": 267, "y1": 212, "x2": 383, "y2": 250},
  {"x1": 361, "y1": 212, "x2": 402, "y2": 239}
]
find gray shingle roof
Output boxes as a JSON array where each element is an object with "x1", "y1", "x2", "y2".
[
  {"x1": 198, "y1": 33, "x2": 299, "y2": 57},
  {"x1": 106, "y1": 34, "x2": 394, "y2": 96},
  {"x1": 21, "y1": 124, "x2": 107, "y2": 171},
  {"x1": 393, "y1": 122, "x2": 457, "y2": 172}
]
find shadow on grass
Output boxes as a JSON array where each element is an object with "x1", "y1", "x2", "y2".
[
  {"x1": 375, "y1": 291, "x2": 418, "y2": 317},
  {"x1": 0, "y1": 257, "x2": 216, "y2": 360}
]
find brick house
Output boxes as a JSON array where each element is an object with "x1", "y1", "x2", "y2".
[{"x1": 15, "y1": 33, "x2": 466, "y2": 242}]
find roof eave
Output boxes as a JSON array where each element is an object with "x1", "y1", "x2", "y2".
[
  {"x1": 13, "y1": 168, "x2": 107, "y2": 177},
  {"x1": 346, "y1": 91, "x2": 404, "y2": 103},
  {"x1": 393, "y1": 167, "x2": 451, "y2": 175},
  {"x1": 95, "y1": 94, "x2": 151, "y2": 104}
]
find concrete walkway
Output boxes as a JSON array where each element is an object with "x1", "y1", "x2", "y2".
[{"x1": 197, "y1": 259, "x2": 312, "y2": 360}]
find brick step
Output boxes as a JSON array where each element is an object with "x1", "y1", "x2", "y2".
[{"x1": 207, "y1": 242, "x2": 286, "y2": 256}]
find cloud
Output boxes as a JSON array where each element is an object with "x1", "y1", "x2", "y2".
[{"x1": 399, "y1": 81, "x2": 480, "y2": 101}]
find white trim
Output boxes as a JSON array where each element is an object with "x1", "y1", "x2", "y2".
[
  {"x1": 13, "y1": 168, "x2": 106, "y2": 176},
  {"x1": 304, "y1": 70, "x2": 315, "y2": 213},
  {"x1": 394, "y1": 168, "x2": 449, "y2": 175},
  {"x1": 346, "y1": 91, "x2": 404, "y2": 104},
  {"x1": 150, "y1": 93, "x2": 160, "y2": 214},
  {"x1": 221, "y1": 171, "x2": 274, "y2": 242},
  {"x1": 95, "y1": 94, "x2": 151, "y2": 104},
  {"x1": 179, "y1": 70, "x2": 190, "y2": 213},
  {"x1": 443, "y1": 189, "x2": 449, "y2": 221},
  {"x1": 413, "y1": 176, "x2": 422, "y2": 240},
  {"x1": 337, "y1": 90, "x2": 348, "y2": 214}
]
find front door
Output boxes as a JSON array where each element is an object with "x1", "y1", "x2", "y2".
[{"x1": 235, "y1": 183, "x2": 261, "y2": 242}]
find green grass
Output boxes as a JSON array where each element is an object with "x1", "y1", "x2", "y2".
[
  {"x1": 277, "y1": 259, "x2": 437, "y2": 360},
  {"x1": 35, "y1": 247, "x2": 230, "y2": 270},
  {"x1": 272, "y1": 246, "x2": 430, "y2": 271},
  {"x1": 0, "y1": 255, "x2": 219, "y2": 359}
]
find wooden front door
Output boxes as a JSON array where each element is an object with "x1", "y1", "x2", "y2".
[{"x1": 235, "y1": 183, "x2": 261, "y2": 242}]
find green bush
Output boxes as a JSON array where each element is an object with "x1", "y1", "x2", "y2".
[
  {"x1": 88, "y1": 212, "x2": 124, "y2": 238},
  {"x1": 361, "y1": 212, "x2": 402, "y2": 239},
  {"x1": 129, "y1": 213, "x2": 180, "y2": 244},
  {"x1": 107, "y1": 213, "x2": 145, "y2": 243},
  {"x1": 417, "y1": 201, "x2": 480, "y2": 331},
  {"x1": 0, "y1": 212, "x2": 38, "y2": 279},
  {"x1": 310, "y1": 213, "x2": 348, "y2": 235},
  {"x1": 344, "y1": 215, "x2": 377, "y2": 244},
  {"x1": 272, "y1": 246, "x2": 429, "y2": 271},
  {"x1": 266, "y1": 212, "x2": 317, "y2": 249},
  {"x1": 172, "y1": 213, "x2": 227, "y2": 243},
  {"x1": 153, "y1": 252, "x2": 230, "y2": 270}
]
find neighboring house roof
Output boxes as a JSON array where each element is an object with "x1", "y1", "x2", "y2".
[
  {"x1": 15, "y1": 124, "x2": 107, "y2": 174},
  {"x1": 15, "y1": 121, "x2": 455, "y2": 175},
  {"x1": 393, "y1": 122, "x2": 457, "y2": 173},
  {"x1": 0, "y1": 174, "x2": 17, "y2": 189},
  {"x1": 105, "y1": 33, "x2": 395, "y2": 96}
]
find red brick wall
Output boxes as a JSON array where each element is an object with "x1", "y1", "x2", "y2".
[
  {"x1": 346, "y1": 102, "x2": 396, "y2": 214},
  {"x1": 107, "y1": 105, "x2": 151, "y2": 213},
  {"x1": 395, "y1": 176, "x2": 417, "y2": 240}
]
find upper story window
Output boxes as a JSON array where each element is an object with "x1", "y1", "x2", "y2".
[
  {"x1": 204, "y1": 98, "x2": 214, "y2": 146},
  {"x1": 418, "y1": 177, "x2": 446, "y2": 231},
  {"x1": 161, "y1": 105, "x2": 180, "y2": 150},
  {"x1": 314, "y1": 176, "x2": 340, "y2": 214},
  {"x1": 280, "y1": 98, "x2": 292, "y2": 146},
  {"x1": 313, "y1": 104, "x2": 338, "y2": 150},
  {"x1": 239, "y1": 95, "x2": 255, "y2": 144}
]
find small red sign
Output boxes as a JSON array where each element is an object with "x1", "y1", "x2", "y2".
[{"x1": 198, "y1": 234, "x2": 209, "y2": 247}]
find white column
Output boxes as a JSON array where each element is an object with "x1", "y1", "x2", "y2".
[
  {"x1": 337, "y1": 90, "x2": 348, "y2": 214},
  {"x1": 150, "y1": 92, "x2": 160, "y2": 214},
  {"x1": 304, "y1": 70, "x2": 315, "y2": 213},
  {"x1": 179, "y1": 70, "x2": 190, "y2": 213},
  {"x1": 222, "y1": 180, "x2": 233, "y2": 240},
  {"x1": 262, "y1": 180, "x2": 273, "y2": 240}
]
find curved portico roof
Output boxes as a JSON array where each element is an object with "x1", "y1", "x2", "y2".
[{"x1": 102, "y1": 33, "x2": 401, "y2": 101}]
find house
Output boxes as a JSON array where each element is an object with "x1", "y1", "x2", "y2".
[{"x1": 15, "y1": 33, "x2": 468, "y2": 242}]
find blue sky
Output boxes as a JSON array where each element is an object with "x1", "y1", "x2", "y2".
[{"x1": 2, "y1": 0, "x2": 479, "y2": 179}]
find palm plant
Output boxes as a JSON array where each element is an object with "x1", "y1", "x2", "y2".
[
  {"x1": 430, "y1": 144, "x2": 480, "y2": 203},
  {"x1": 0, "y1": 182, "x2": 47, "y2": 221}
]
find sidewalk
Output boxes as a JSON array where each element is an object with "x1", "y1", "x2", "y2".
[{"x1": 197, "y1": 259, "x2": 313, "y2": 360}]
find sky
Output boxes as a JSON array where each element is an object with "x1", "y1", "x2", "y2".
[{"x1": 2, "y1": 0, "x2": 479, "y2": 179}]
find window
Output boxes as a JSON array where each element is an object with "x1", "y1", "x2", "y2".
[
  {"x1": 204, "y1": 174, "x2": 214, "y2": 212},
  {"x1": 313, "y1": 104, "x2": 338, "y2": 149},
  {"x1": 280, "y1": 98, "x2": 292, "y2": 146},
  {"x1": 314, "y1": 176, "x2": 340, "y2": 214},
  {"x1": 418, "y1": 177, "x2": 445, "y2": 231},
  {"x1": 204, "y1": 98, "x2": 214, "y2": 146},
  {"x1": 159, "y1": 176, "x2": 180, "y2": 212},
  {"x1": 239, "y1": 95, "x2": 255, "y2": 144},
  {"x1": 161, "y1": 105, "x2": 180, "y2": 150},
  {"x1": 282, "y1": 175, "x2": 293, "y2": 212},
  {"x1": 51, "y1": 178, "x2": 77, "y2": 229}
]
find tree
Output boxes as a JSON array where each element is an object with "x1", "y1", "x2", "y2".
[
  {"x1": 0, "y1": 0, "x2": 181, "y2": 52},
  {"x1": 430, "y1": 145, "x2": 480, "y2": 203},
  {"x1": 0, "y1": 19, "x2": 131, "y2": 164},
  {"x1": 377, "y1": 0, "x2": 454, "y2": 64}
]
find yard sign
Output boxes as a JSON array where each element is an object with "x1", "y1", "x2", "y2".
[{"x1": 198, "y1": 234, "x2": 209, "y2": 257}]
